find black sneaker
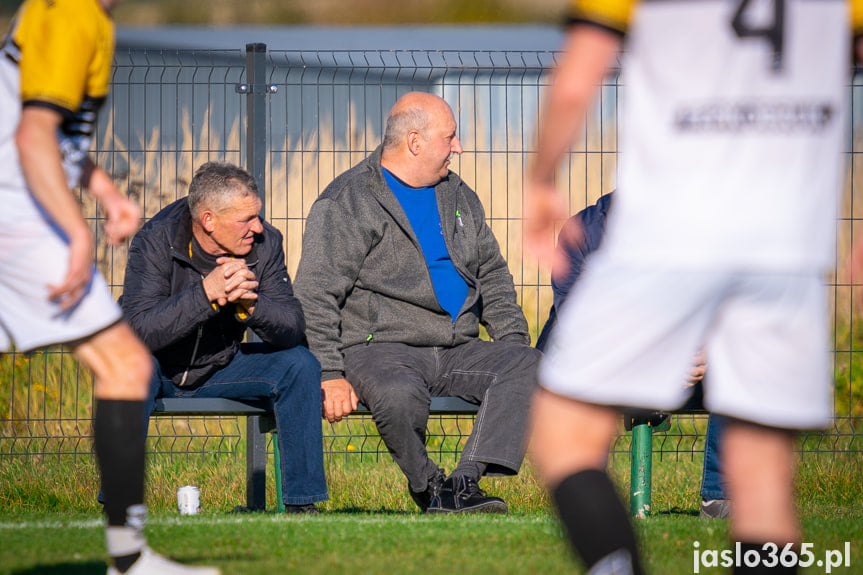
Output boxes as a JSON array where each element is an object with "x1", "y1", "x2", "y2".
[
  {"x1": 409, "y1": 469, "x2": 446, "y2": 512},
  {"x1": 284, "y1": 503, "x2": 321, "y2": 514},
  {"x1": 427, "y1": 476, "x2": 507, "y2": 514}
]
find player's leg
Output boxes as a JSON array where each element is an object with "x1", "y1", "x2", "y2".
[
  {"x1": 723, "y1": 420, "x2": 799, "y2": 547},
  {"x1": 530, "y1": 390, "x2": 644, "y2": 575},
  {"x1": 535, "y1": 261, "x2": 719, "y2": 574},
  {"x1": 1, "y1": 196, "x2": 217, "y2": 573},
  {"x1": 74, "y1": 323, "x2": 149, "y2": 570},
  {"x1": 75, "y1": 321, "x2": 151, "y2": 400},
  {"x1": 74, "y1": 322, "x2": 220, "y2": 575},
  {"x1": 530, "y1": 390, "x2": 617, "y2": 483},
  {"x1": 704, "y1": 273, "x2": 831, "y2": 574}
]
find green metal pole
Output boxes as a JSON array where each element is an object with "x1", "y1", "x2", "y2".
[
  {"x1": 273, "y1": 434, "x2": 285, "y2": 513},
  {"x1": 630, "y1": 420, "x2": 653, "y2": 518}
]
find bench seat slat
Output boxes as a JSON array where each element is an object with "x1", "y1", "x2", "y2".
[{"x1": 153, "y1": 396, "x2": 480, "y2": 416}]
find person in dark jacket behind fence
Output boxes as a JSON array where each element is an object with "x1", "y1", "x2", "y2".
[
  {"x1": 121, "y1": 161, "x2": 327, "y2": 513},
  {"x1": 294, "y1": 92, "x2": 540, "y2": 514}
]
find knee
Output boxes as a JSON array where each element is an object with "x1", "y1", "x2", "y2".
[
  {"x1": 117, "y1": 342, "x2": 154, "y2": 400},
  {"x1": 130, "y1": 343, "x2": 154, "y2": 383},
  {"x1": 520, "y1": 345, "x2": 542, "y2": 370},
  {"x1": 294, "y1": 347, "x2": 321, "y2": 379},
  {"x1": 511, "y1": 345, "x2": 542, "y2": 387},
  {"x1": 106, "y1": 331, "x2": 153, "y2": 396},
  {"x1": 366, "y1": 380, "x2": 428, "y2": 419},
  {"x1": 100, "y1": 329, "x2": 153, "y2": 400},
  {"x1": 529, "y1": 390, "x2": 614, "y2": 486},
  {"x1": 275, "y1": 347, "x2": 321, "y2": 393}
]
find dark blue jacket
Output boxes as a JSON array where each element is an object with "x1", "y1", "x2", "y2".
[
  {"x1": 536, "y1": 193, "x2": 613, "y2": 352},
  {"x1": 121, "y1": 198, "x2": 305, "y2": 387}
]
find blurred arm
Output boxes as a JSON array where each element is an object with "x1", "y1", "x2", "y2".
[
  {"x1": 530, "y1": 26, "x2": 621, "y2": 187},
  {"x1": 524, "y1": 25, "x2": 620, "y2": 268}
]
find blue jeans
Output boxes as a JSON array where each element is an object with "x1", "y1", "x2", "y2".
[
  {"x1": 146, "y1": 343, "x2": 328, "y2": 505},
  {"x1": 700, "y1": 413, "x2": 727, "y2": 500}
]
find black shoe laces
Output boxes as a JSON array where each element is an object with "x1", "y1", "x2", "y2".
[{"x1": 456, "y1": 476, "x2": 486, "y2": 498}]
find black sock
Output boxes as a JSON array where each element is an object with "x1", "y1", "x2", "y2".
[
  {"x1": 553, "y1": 470, "x2": 643, "y2": 575},
  {"x1": 733, "y1": 543, "x2": 798, "y2": 574},
  {"x1": 94, "y1": 399, "x2": 146, "y2": 526},
  {"x1": 113, "y1": 552, "x2": 142, "y2": 573}
]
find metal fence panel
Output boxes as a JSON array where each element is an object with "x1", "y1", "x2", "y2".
[{"x1": 0, "y1": 46, "x2": 860, "y2": 463}]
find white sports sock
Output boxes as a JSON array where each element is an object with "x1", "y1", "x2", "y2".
[{"x1": 105, "y1": 504, "x2": 147, "y2": 557}]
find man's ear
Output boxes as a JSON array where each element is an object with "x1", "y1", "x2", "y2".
[
  {"x1": 200, "y1": 210, "x2": 216, "y2": 233},
  {"x1": 407, "y1": 129, "x2": 422, "y2": 156}
]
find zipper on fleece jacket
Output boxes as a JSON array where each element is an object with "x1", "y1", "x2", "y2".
[
  {"x1": 366, "y1": 293, "x2": 381, "y2": 345},
  {"x1": 179, "y1": 324, "x2": 204, "y2": 387}
]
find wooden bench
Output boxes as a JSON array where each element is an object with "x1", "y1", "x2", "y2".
[{"x1": 152, "y1": 396, "x2": 479, "y2": 512}]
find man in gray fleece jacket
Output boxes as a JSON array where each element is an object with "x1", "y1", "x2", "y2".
[{"x1": 295, "y1": 92, "x2": 539, "y2": 514}]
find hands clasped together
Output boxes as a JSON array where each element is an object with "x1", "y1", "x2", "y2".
[{"x1": 203, "y1": 257, "x2": 259, "y2": 315}]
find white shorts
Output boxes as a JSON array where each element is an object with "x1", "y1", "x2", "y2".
[
  {"x1": 0, "y1": 190, "x2": 122, "y2": 352},
  {"x1": 539, "y1": 255, "x2": 833, "y2": 430}
]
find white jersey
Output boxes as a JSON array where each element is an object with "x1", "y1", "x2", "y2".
[
  {"x1": 0, "y1": 0, "x2": 120, "y2": 352},
  {"x1": 0, "y1": 0, "x2": 114, "y2": 195},
  {"x1": 571, "y1": 0, "x2": 854, "y2": 272}
]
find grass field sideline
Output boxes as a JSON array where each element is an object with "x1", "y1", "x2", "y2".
[
  {"x1": 1, "y1": 511, "x2": 860, "y2": 574},
  {"x1": 1, "y1": 451, "x2": 861, "y2": 574}
]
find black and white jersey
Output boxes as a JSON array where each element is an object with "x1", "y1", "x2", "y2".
[{"x1": 568, "y1": 0, "x2": 859, "y2": 271}]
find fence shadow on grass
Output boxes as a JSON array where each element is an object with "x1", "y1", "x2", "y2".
[
  {"x1": 328, "y1": 507, "x2": 418, "y2": 516},
  {"x1": 649, "y1": 508, "x2": 700, "y2": 518},
  {"x1": 13, "y1": 563, "x2": 105, "y2": 575}
]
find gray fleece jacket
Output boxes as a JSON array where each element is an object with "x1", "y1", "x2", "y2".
[{"x1": 294, "y1": 145, "x2": 530, "y2": 381}]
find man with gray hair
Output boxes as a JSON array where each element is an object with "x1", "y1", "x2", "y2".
[
  {"x1": 295, "y1": 92, "x2": 539, "y2": 514},
  {"x1": 122, "y1": 161, "x2": 327, "y2": 514}
]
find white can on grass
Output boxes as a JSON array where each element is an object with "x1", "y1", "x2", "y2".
[{"x1": 177, "y1": 485, "x2": 201, "y2": 515}]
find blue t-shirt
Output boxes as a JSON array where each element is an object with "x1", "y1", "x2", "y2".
[{"x1": 383, "y1": 168, "x2": 468, "y2": 322}]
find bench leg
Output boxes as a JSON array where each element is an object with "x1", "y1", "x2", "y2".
[
  {"x1": 273, "y1": 432, "x2": 285, "y2": 512},
  {"x1": 629, "y1": 420, "x2": 653, "y2": 518},
  {"x1": 246, "y1": 415, "x2": 267, "y2": 511}
]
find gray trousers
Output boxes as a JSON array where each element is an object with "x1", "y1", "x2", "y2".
[{"x1": 343, "y1": 339, "x2": 540, "y2": 492}]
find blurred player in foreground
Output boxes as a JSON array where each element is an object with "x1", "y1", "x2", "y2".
[
  {"x1": 0, "y1": 1, "x2": 218, "y2": 573},
  {"x1": 525, "y1": 1, "x2": 862, "y2": 574}
]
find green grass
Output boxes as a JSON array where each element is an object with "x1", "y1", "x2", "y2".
[
  {"x1": 1, "y1": 452, "x2": 861, "y2": 574},
  {"x1": 1, "y1": 513, "x2": 860, "y2": 575}
]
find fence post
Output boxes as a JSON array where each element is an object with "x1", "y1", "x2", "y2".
[
  {"x1": 241, "y1": 42, "x2": 272, "y2": 509},
  {"x1": 244, "y1": 42, "x2": 269, "y2": 219},
  {"x1": 246, "y1": 416, "x2": 268, "y2": 511}
]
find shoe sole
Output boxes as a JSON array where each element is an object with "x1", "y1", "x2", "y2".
[
  {"x1": 699, "y1": 504, "x2": 730, "y2": 520},
  {"x1": 699, "y1": 510, "x2": 730, "y2": 519},
  {"x1": 426, "y1": 500, "x2": 508, "y2": 515}
]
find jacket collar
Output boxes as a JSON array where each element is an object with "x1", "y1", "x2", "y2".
[{"x1": 366, "y1": 145, "x2": 460, "y2": 244}]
